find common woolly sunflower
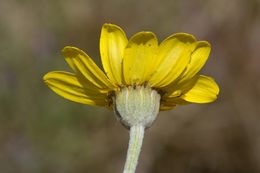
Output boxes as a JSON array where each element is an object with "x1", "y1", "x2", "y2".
[{"x1": 43, "y1": 23, "x2": 219, "y2": 173}]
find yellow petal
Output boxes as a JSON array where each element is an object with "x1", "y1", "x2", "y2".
[
  {"x1": 149, "y1": 33, "x2": 196, "y2": 87},
  {"x1": 43, "y1": 71, "x2": 107, "y2": 106},
  {"x1": 181, "y1": 75, "x2": 219, "y2": 103},
  {"x1": 162, "y1": 41, "x2": 211, "y2": 94},
  {"x1": 62, "y1": 46, "x2": 114, "y2": 91},
  {"x1": 178, "y1": 41, "x2": 211, "y2": 84},
  {"x1": 123, "y1": 31, "x2": 158, "y2": 85},
  {"x1": 100, "y1": 23, "x2": 128, "y2": 85},
  {"x1": 160, "y1": 97, "x2": 189, "y2": 111}
]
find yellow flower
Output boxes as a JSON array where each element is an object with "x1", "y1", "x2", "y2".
[
  {"x1": 43, "y1": 23, "x2": 219, "y2": 111},
  {"x1": 43, "y1": 23, "x2": 220, "y2": 173}
]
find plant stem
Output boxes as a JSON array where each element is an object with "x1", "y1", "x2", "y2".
[{"x1": 123, "y1": 125, "x2": 145, "y2": 173}]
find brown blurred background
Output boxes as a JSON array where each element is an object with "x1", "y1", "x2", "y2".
[{"x1": 0, "y1": 0, "x2": 260, "y2": 172}]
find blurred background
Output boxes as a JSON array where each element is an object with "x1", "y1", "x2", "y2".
[{"x1": 0, "y1": 0, "x2": 260, "y2": 172}]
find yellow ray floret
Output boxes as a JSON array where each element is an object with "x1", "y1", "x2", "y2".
[
  {"x1": 43, "y1": 71, "x2": 107, "y2": 106},
  {"x1": 100, "y1": 24, "x2": 128, "y2": 86},
  {"x1": 123, "y1": 31, "x2": 158, "y2": 85}
]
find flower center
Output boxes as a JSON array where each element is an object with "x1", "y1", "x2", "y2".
[{"x1": 114, "y1": 85, "x2": 161, "y2": 129}]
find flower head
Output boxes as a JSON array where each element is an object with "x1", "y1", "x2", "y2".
[
  {"x1": 43, "y1": 23, "x2": 219, "y2": 112},
  {"x1": 43, "y1": 23, "x2": 220, "y2": 173}
]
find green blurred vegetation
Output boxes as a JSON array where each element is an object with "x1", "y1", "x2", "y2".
[{"x1": 0, "y1": 0, "x2": 260, "y2": 172}]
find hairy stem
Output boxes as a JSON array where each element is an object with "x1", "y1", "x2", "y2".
[{"x1": 123, "y1": 125, "x2": 145, "y2": 173}]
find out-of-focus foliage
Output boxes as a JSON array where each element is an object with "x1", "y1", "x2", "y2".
[{"x1": 0, "y1": 0, "x2": 260, "y2": 172}]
